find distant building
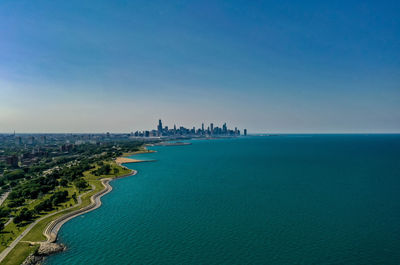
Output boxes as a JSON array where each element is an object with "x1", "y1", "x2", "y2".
[
  {"x1": 6, "y1": 155, "x2": 18, "y2": 167},
  {"x1": 157, "y1": 119, "x2": 163, "y2": 135},
  {"x1": 60, "y1": 144, "x2": 74, "y2": 152},
  {"x1": 132, "y1": 119, "x2": 244, "y2": 138},
  {"x1": 244, "y1": 129, "x2": 247, "y2": 136},
  {"x1": 28, "y1": 136, "x2": 35, "y2": 145},
  {"x1": 40, "y1": 135, "x2": 47, "y2": 144},
  {"x1": 15, "y1": 136, "x2": 22, "y2": 145}
]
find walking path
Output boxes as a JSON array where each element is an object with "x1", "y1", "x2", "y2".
[
  {"x1": 4, "y1": 217, "x2": 13, "y2": 227},
  {"x1": 44, "y1": 170, "x2": 136, "y2": 242},
  {"x1": 0, "y1": 163, "x2": 136, "y2": 263},
  {"x1": 0, "y1": 185, "x2": 93, "y2": 263},
  {"x1": 0, "y1": 191, "x2": 10, "y2": 206}
]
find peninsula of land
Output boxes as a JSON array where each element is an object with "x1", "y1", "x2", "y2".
[{"x1": 0, "y1": 137, "x2": 156, "y2": 265}]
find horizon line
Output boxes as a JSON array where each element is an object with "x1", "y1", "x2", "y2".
[{"x1": 1, "y1": 132, "x2": 400, "y2": 135}]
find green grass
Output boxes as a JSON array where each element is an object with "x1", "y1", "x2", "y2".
[
  {"x1": 1, "y1": 242, "x2": 38, "y2": 265},
  {"x1": 0, "y1": 185, "x2": 79, "y2": 253},
  {"x1": 122, "y1": 148, "x2": 155, "y2": 157},
  {"x1": 0, "y1": 161, "x2": 133, "y2": 265}
]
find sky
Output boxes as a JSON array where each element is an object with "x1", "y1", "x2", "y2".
[{"x1": 0, "y1": 0, "x2": 399, "y2": 133}]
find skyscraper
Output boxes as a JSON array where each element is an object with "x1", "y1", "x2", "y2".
[
  {"x1": 210, "y1": 123, "x2": 214, "y2": 135},
  {"x1": 157, "y1": 119, "x2": 163, "y2": 135},
  {"x1": 244, "y1": 129, "x2": 247, "y2": 136}
]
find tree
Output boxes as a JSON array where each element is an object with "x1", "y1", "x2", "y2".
[
  {"x1": 72, "y1": 192, "x2": 77, "y2": 203},
  {"x1": 0, "y1": 207, "x2": 10, "y2": 218},
  {"x1": 34, "y1": 199, "x2": 53, "y2": 213},
  {"x1": 8, "y1": 198, "x2": 25, "y2": 208},
  {"x1": 59, "y1": 178, "x2": 68, "y2": 187},
  {"x1": 4, "y1": 169, "x2": 25, "y2": 181},
  {"x1": 13, "y1": 208, "x2": 34, "y2": 224},
  {"x1": 74, "y1": 178, "x2": 88, "y2": 192},
  {"x1": 94, "y1": 164, "x2": 111, "y2": 176},
  {"x1": 0, "y1": 220, "x2": 5, "y2": 232},
  {"x1": 51, "y1": 191, "x2": 68, "y2": 205}
]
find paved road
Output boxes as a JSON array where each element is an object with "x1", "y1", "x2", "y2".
[
  {"x1": 0, "y1": 191, "x2": 10, "y2": 206},
  {"x1": 45, "y1": 171, "x2": 136, "y2": 242},
  {"x1": 0, "y1": 170, "x2": 136, "y2": 263},
  {"x1": 45, "y1": 180, "x2": 112, "y2": 242},
  {"x1": 0, "y1": 188, "x2": 91, "y2": 263}
]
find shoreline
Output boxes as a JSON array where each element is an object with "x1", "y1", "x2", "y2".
[
  {"x1": 19, "y1": 164, "x2": 138, "y2": 265},
  {"x1": 115, "y1": 157, "x2": 145, "y2": 164},
  {"x1": 43, "y1": 170, "x2": 137, "y2": 243},
  {"x1": 11, "y1": 149, "x2": 155, "y2": 264},
  {"x1": 116, "y1": 149, "x2": 157, "y2": 164},
  {"x1": 45, "y1": 149, "x2": 156, "y2": 242},
  {"x1": 121, "y1": 149, "x2": 156, "y2": 157}
]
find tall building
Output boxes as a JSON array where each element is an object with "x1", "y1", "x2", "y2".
[
  {"x1": 244, "y1": 129, "x2": 247, "y2": 136},
  {"x1": 28, "y1": 136, "x2": 35, "y2": 145},
  {"x1": 157, "y1": 119, "x2": 163, "y2": 135},
  {"x1": 40, "y1": 135, "x2": 47, "y2": 144},
  {"x1": 210, "y1": 123, "x2": 214, "y2": 134},
  {"x1": 15, "y1": 136, "x2": 22, "y2": 145},
  {"x1": 201, "y1": 123, "x2": 204, "y2": 134},
  {"x1": 223, "y1": 123, "x2": 227, "y2": 134}
]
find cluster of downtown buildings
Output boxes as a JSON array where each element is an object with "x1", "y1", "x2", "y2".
[
  {"x1": 0, "y1": 120, "x2": 247, "y2": 168},
  {"x1": 132, "y1": 119, "x2": 247, "y2": 138}
]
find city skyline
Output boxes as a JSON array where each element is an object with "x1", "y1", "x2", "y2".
[
  {"x1": 131, "y1": 119, "x2": 246, "y2": 138},
  {"x1": 1, "y1": 1, "x2": 399, "y2": 133},
  {"x1": 0, "y1": 119, "x2": 247, "y2": 137}
]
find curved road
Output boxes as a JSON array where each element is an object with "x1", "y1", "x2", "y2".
[
  {"x1": 0, "y1": 170, "x2": 136, "y2": 263},
  {"x1": 44, "y1": 170, "x2": 136, "y2": 242},
  {"x1": 0, "y1": 187, "x2": 92, "y2": 263}
]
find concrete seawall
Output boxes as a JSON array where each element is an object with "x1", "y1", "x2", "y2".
[{"x1": 44, "y1": 170, "x2": 137, "y2": 243}]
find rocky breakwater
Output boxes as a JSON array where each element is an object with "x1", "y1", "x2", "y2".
[{"x1": 22, "y1": 242, "x2": 65, "y2": 265}]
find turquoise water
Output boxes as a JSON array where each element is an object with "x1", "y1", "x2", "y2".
[{"x1": 45, "y1": 135, "x2": 400, "y2": 264}]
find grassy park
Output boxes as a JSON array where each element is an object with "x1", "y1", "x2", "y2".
[{"x1": 0, "y1": 161, "x2": 132, "y2": 265}]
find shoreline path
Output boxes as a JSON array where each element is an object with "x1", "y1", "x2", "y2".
[
  {"x1": 0, "y1": 170, "x2": 136, "y2": 263},
  {"x1": 44, "y1": 170, "x2": 136, "y2": 242}
]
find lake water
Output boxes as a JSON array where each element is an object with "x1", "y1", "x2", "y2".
[{"x1": 45, "y1": 135, "x2": 400, "y2": 264}]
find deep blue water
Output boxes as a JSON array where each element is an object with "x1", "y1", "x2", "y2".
[{"x1": 45, "y1": 135, "x2": 400, "y2": 264}]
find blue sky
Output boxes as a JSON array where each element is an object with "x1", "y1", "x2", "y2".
[{"x1": 0, "y1": 0, "x2": 399, "y2": 133}]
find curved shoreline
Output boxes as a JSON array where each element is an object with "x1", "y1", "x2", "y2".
[{"x1": 44, "y1": 170, "x2": 137, "y2": 243}]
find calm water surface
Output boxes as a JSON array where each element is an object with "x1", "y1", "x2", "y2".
[{"x1": 45, "y1": 135, "x2": 400, "y2": 264}]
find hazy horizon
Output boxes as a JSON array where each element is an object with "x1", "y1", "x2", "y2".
[{"x1": 1, "y1": 0, "x2": 399, "y2": 133}]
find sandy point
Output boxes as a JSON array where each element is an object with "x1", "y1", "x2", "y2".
[{"x1": 115, "y1": 157, "x2": 145, "y2": 164}]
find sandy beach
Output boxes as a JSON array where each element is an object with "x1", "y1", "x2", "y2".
[{"x1": 115, "y1": 157, "x2": 145, "y2": 164}]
